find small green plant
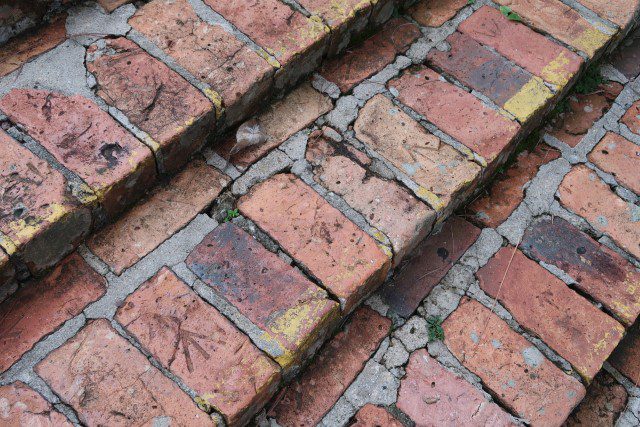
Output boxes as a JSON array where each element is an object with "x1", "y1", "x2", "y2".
[
  {"x1": 467, "y1": 0, "x2": 475, "y2": 5},
  {"x1": 223, "y1": 208, "x2": 239, "y2": 223},
  {"x1": 499, "y1": 5, "x2": 522, "y2": 22},
  {"x1": 426, "y1": 316, "x2": 445, "y2": 341},
  {"x1": 573, "y1": 64, "x2": 605, "y2": 94}
]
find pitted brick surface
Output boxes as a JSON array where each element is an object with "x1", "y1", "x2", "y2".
[{"x1": 0, "y1": 382, "x2": 72, "y2": 426}]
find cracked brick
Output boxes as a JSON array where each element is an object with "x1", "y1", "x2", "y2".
[
  {"x1": 589, "y1": 132, "x2": 640, "y2": 195},
  {"x1": 409, "y1": 0, "x2": 468, "y2": 27},
  {"x1": 565, "y1": 371, "x2": 628, "y2": 426}
]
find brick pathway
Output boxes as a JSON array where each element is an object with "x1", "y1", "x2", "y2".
[{"x1": 1, "y1": 0, "x2": 640, "y2": 426}]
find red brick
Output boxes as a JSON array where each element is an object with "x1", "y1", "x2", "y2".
[
  {"x1": 97, "y1": 0, "x2": 131, "y2": 12},
  {"x1": 477, "y1": 247, "x2": 624, "y2": 381},
  {"x1": 0, "y1": 253, "x2": 106, "y2": 373},
  {"x1": 459, "y1": 6, "x2": 583, "y2": 87},
  {"x1": 351, "y1": 404, "x2": 402, "y2": 427},
  {"x1": 115, "y1": 267, "x2": 280, "y2": 425},
  {"x1": 88, "y1": 160, "x2": 228, "y2": 275},
  {"x1": 589, "y1": 133, "x2": 640, "y2": 199},
  {"x1": 0, "y1": 89, "x2": 156, "y2": 218},
  {"x1": 319, "y1": 18, "x2": 421, "y2": 93},
  {"x1": 306, "y1": 130, "x2": 435, "y2": 265},
  {"x1": 0, "y1": 130, "x2": 91, "y2": 274},
  {"x1": 576, "y1": 0, "x2": 640, "y2": 27},
  {"x1": 354, "y1": 94, "x2": 481, "y2": 211},
  {"x1": 378, "y1": 216, "x2": 480, "y2": 318},
  {"x1": 610, "y1": 30, "x2": 640, "y2": 79},
  {"x1": 610, "y1": 322, "x2": 640, "y2": 386},
  {"x1": 129, "y1": 0, "x2": 274, "y2": 124},
  {"x1": 621, "y1": 99, "x2": 640, "y2": 134},
  {"x1": 558, "y1": 165, "x2": 640, "y2": 259},
  {"x1": 272, "y1": 307, "x2": 391, "y2": 426},
  {"x1": 36, "y1": 319, "x2": 210, "y2": 425},
  {"x1": 0, "y1": 382, "x2": 72, "y2": 426},
  {"x1": 389, "y1": 65, "x2": 520, "y2": 162},
  {"x1": 87, "y1": 37, "x2": 214, "y2": 173},
  {"x1": 409, "y1": 0, "x2": 468, "y2": 27},
  {"x1": 0, "y1": 250, "x2": 14, "y2": 291},
  {"x1": 443, "y1": 298, "x2": 586, "y2": 426},
  {"x1": 185, "y1": 223, "x2": 340, "y2": 371},
  {"x1": 522, "y1": 217, "x2": 640, "y2": 327},
  {"x1": 398, "y1": 349, "x2": 515, "y2": 425},
  {"x1": 565, "y1": 371, "x2": 628, "y2": 426}
]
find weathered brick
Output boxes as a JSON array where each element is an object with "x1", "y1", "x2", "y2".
[
  {"x1": 610, "y1": 322, "x2": 640, "y2": 386},
  {"x1": 0, "y1": 89, "x2": 156, "y2": 218},
  {"x1": 576, "y1": 0, "x2": 640, "y2": 28},
  {"x1": 378, "y1": 216, "x2": 480, "y2": 318},
  {"x1": 565, "y1": 371, "x2": 628, "y2": 426},
  {"x1": 558, "y1": 165, "x2": 640, "y2": 259},
  {"x1": 621, "y1": 99, "x2": 640, "y2": 134},
  {"x1": 0, "y1": 253, "x2": 106, "y2": 373},
  {"x1": 589, "y1": 132, "x2": 640, "y2": 198},
  {"x1": 354, "y1": 94, "x2": 481, "y2": 212},
  {"x1": 238, "y1": 174, "x2": 390, "y2": 313},
  {"x1": 306, "y1": 130, "x2": 435, "y2": 265},
  {"x1": 319, "y1": 18, "x2": 421, "y2": 93},
  {"x1": 389, "y1": 66, "x2": 520, "y2": 163},
  {"x1": 129, "y1": 0, "x2": 274, "y2": 124},
  {"x1": 97, "y1": 0, "x2": 131, "y2": 12},
  {"x1": 0, "y1": 382, "x2": 72, "y2": 426},
  {"x1": 0, "y1": 250, "x2": 14, "y2": 291},
  {"x1": 493, "y1": 0, "x2": 611, "y2": 58},
  {"x1": 610, "y1": 29, "x2": 640, "y2": 79},
  {"x1": 398, "y1": 349, "x2": 515, "y2": 425},
  {"x1": 88, "y1": 160, "x2": 228, "y2": 275},
  {"x1": 409, "y1": 0, "x2": 468, "y2": 27},
  {"x1": 428, "y1": 32, "x2": 553, "y2": 123},
  {"x1": 522, "y1": 217, "x2": 640, "y2": 326},
  {"x1": 272, "y1": 307, "x2": 391, "y2": 426},
  {"x1": 87, "y1": 37, "x2": 214, "y2": 173},
  {"x1": 115, "y1": 267, "x2": 280, "y2": 425},
  {"x1": 459, "y1": 6, "x2": 583, "y2": 87},
  {"x1": 443, "y1": 298, "x2": 586, "y2": 426},
  {"x1": 0, "y1": 130, "x2": 91, "y2": 274},
  {"x1": 36, "y1": 319, "x2": 211, "y2": 426},
  {"x1": 477, "y1": 247, "x2": 624, "y2": 381},
  {"x1": 185, "y1": 223, "x2": 339, "y2": 371},
  {"x1": 351, "y1": 404, "x2": 402, "y2": 427}
]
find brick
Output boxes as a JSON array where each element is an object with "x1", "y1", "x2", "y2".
[
  {"x1": 409, "y1": 0, "x2": 468, "y2": 27},
  {"x1": 378, "y1": 216, "x2": 480, "y2": 318},
  {"x1": 589, "y1": 132, "x2": 640, "y2": 196},
  {"x1": 565, "y1": 371, "x2": 628, "y2": 426},
  {"x1": 186, "y1": 222, "x2": 340, "y2": 371},
  {"x1": 428, "y1": 32, "x2": 553, "y2": 123},
  {"x1": 306, "y1": 130, "x2": 435, "y2": 265},
  {"x1": 443, "y1": 298, "x2": 585, "y2": 425},
  {"x1": 493, "y1": 0, "x2": 611, "y2": 58},
  {"x1": 0, "y1": 130, "x2": 91, "y2": 274},
  {"x1": 398, "y1": 349, "x2": 515, "y2": 425},
  {"x1": 467, "y1": 145, "x2": 560, "y2": 228},
  {"x1": 88, "y1": 160, "x2": 228, "y2": 275},
  {"x1": 272, "y1": 307, "x2": 391, "y2": 425},
  {"x1": 87, "y1": 37, "x2": 214, "y2": 173},
  {"x1": 0, "y1": 89, "x2": 156, "y2": 218},
  {"x1": 610, "y1": 322, "x2": 640, "y2": 386},
  {"x1": 318, "y1": 18, "x2": 421, "y2": 93},
  {"x1": 36, "y1": 319, "x2": 211, "y2": 425},
  {"x1": 0, "y1": 253, "x2": 106, "y2": 373},
  {"x1": 477, "y1": 247, "x2": 624, "y2": 381},
  {"x1": 558, "y1": 165, "x2": 640, "y2": 259},
  {"x1": 354, "y1": 94, "x2": 481, "y2": 211},
  {"x1": 351, "y1": 404, "x2": 402, "y2": 427},
  {"x1": 0, "y1": 250, "x2": 14, "y2": 291},
  {"x1": 238, "y1": 174, "x2": 390, "y2": 313},
  {"x1": 522, "y1": 217, "x2": 640, "y2": 326},
  {"x1": 576, "y1": 0, "x2": 640, "y2": 27},
  {"x1": 0, "y1": 382, "x2": 72, "y2": 426},
  {"x1": 621, "y1": 99, "x2": 640, "y2": 134},
  {"x1": 129, "y1": 0, "x2": 274, "y2": 124},
  {"x1": 389, "y1": 66, "x2": 520, "y2": 163},
  {"x1": 218, "y1": 83, "x2": 332, "y2": 169},
  {"x1": 459, "y1": 6, "x2": 583, "y2": 87},
  {"x1": 97, "y1": 0, "x2": 131, "y2": 12},
  {"x1": 115, "y1": 268, "x2": 280, "y2": 425},
  {"x1": 610, "y1": 29, "x2": 640, "y2": 79}
]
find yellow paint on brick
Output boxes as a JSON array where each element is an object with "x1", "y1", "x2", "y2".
[
  {"x1": 8, "y1": 203, "x2": 68, "y2": 243},
  {"x1": 0, "y1": 233, "x2": 17, "y2": 256},
  {"x1": 143, "y1": 134, "x2": 161, "y2": 153},
  {"x1": 297, "y1": 15, "x2": 330, "y2": 48},
  {"x1": 503, "y1": 77, "x2": 553, "y2": 123},
  {"x1": 204, "y1": 88, "x2": 224, "y2": 119},
  {"x1": 378, "y1": 243, "x2": 393, "y2": 259},
  {"x1": 256, "y1": 48, "x2": 281, "y2": 69},
  {"x1": 327, "y1": 0, "x2": 371, "y2": 26},
  {"x1": 572, "y1": 27, "x2": 611, "y2": 58},
  {"x1": 540, "y1": 51, "x2": 574, "y2": 86},
  {"x1": 415, "y1": 186, "x2": 444, "y2": 212}
]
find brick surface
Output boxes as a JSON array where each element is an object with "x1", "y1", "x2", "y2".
[
  {"x1": 354, "y1": 94, "x2": 481, "y2": 211},
  {"x1": 565, "y1": 371, "x2": 628, "y2": 426},
  {"x1": 428, "y1": 32, "x2": 553, "y2": 123},
  {"x1": 186, "y1": 223, "x2": 340, "y2": 371},
  {"x1": 88, "y1": 160, "x2": 228, "y2": 275},
  {"x1": 558, "y1": 165, "x2": 640, "y2": 259},
  {"x1": 0, "y1": 250, "x2": 14, "y2": 290},
  {"x1": 0, "y1": 253, "x2": 106, "y2": 373},
  {"x1": 306, "y1": 130, "x2": 435, "y2": 265},
  {"x1": 610, "y1": 29, "x2": 640, "y2": 79},
  {"x1": 116, "y1": 267, "x2": 280, "y2": 425},
  {"x1": 459, "y1": 6, "x2": 583, "y2": 87},
  {"x1": 409, "y1": 0, "x2": 468, "y2": 27},
  {"x1": 87, "y1": 37, "x2": 214, "y2": 173},
  {"x1": 576, "y1": 0, "x2": 639, "y2": 27},
  {"x1": 398, "y1": 349, "x2": 515, "y2": 426},
  {"x1": 477, "y1": 247, "x2": 624, "y2": 381},
  {"x1": 610, "y1": 322, "x2": 640, "y2": 386},
  {"x1": 493, "y1": 0, "x2": 611, "y2": 58},
  {"x1": 621, "y1": 99, "x2": 640, "y2": 134},
  {"x1": 0, "y1": 382, "x2": 72, "y2": 426},
  {"x1": 97, "y1": 0, "x2": 131, "y2": 12},
  {"x1": 36, "y1": 319, "x2": 211, "y2": 426},
  {"x1": 0, "y1": 130, "x2": 91, "y2": 274},
  {"x1": 589, "y1": 133, "x2": 640, "y2": 197},
  {"x1": 378, "y1": 216, "x2": 480, "y2": 318},
  {"x1": 130, "y1": 0, "x2": 274, "y2": 124},
  {"x1": 0, "y1": 89, "x2": 156, "y2": 218},
  {"x1": 238, "y1": 174, "x2": 390, "y2": 313},
  {"x1": 443, "y1": 298, "x2": 586, "y2": 426},
  {"x1": 272, "y1": 307, "x2": 391, "y2": 426},
  {"x1": 389, "y1": 66, "x2": 520, "y2": 163},
  {"x1": 522, "y1": 217, "x2": 640, "y2": 326},
  {"x1": 351, "y1": 404, "x2": 402, "y2": 427}
]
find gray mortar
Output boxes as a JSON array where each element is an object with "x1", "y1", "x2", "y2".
[
  {"x1": 381, "y1": 338, "x2": 410, "y2": 370},
  {"x1": 65, "y1": 2, "x2": 134, "y2": 46},
  {"x1": 319, "y1": 396, "x2": 356, "y2": 427},
  {"x1": 394, "y1": 316, "x2": 429, "y2": 352},
  {"x1": 312, "y1": 73, "x2": 341, "y2": 99},
  {"x1": 231, "y1": 149, "x2": 293, "y2": 195},
  {"x1": 326, "y1": 96, "x2": 360, "y2": 131},
  {"x1": 279, "y1": 131, "x2": 309, "y2": 160},
  {"x1": 203, "y1": 147, "x2": 242, "y2": 179},
  {"x1": 458, "y1": 228, "x2": 504, "y2": 271},
  {"x1": 344, "y1": 360, "x2": 400, "y2": 408}
]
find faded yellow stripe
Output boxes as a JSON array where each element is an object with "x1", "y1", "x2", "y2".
[
  {"x1": 572, "y1": 27, "x2": 611, "y2": 58},
  {"x1": 503, "y1": 77, "x2": 554, "y2": 123},
  {"x1": 540, "y1": 51, "x2": 574, "y2": 87}
]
